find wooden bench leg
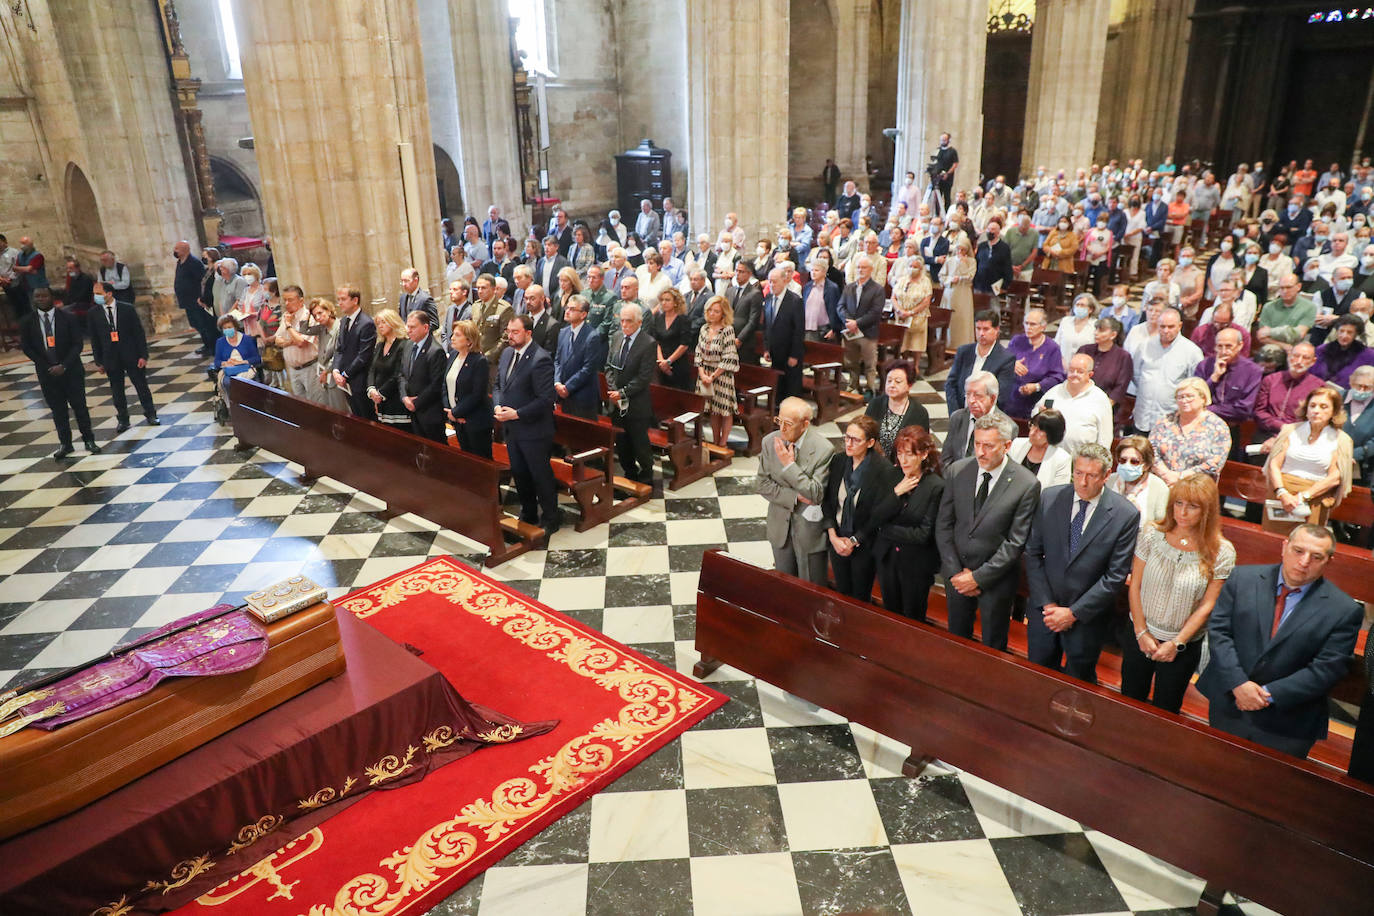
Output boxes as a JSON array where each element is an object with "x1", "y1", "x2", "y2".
[
  {"x1": 741, "y1": 411, "x2": 767, "y2": 457},
  {"x1": 569, "y1": 478, "x2": 612, "y2": 531},
  {"x1": 693, "y1": 655, "x2": 723, "y2": 678},
  {"x1": 667, "y1": 439, "x2": 707, "y2": 490},
  {"x1": 815, "y1": 383, "x2": 839, "y2": 424},
  {"x1": 902, "y1": 752, "x2": 936, "y2": 778},
  {"x1": 1195, "y1": 880, "x2": 1228, "y2": 916}
]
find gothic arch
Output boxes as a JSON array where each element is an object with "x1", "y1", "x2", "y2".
[
  {"x1": 434, "y1": 143, "x2": 463, "y2": 219},
  {"x1": 210, "y1": 155, "x2": 266, "y2": 238},
  {"x1": 64, "y1": 162, "x2": 106, "y2": 249}
]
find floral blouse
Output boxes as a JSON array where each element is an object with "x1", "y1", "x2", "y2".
[{"x1": 1148, "y1": 410, "x2": 1231, "y2": 480}]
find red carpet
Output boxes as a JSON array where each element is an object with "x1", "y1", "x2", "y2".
[{"x1": 171, "y1": 557, "x2": 726, "y2": 916}]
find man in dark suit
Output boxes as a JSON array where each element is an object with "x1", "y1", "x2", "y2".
[
  {"x1": 1277, "y1": 195, "x2": 1313, "y2": 242},
  {"x1": 535, "y1": 235, "x2": 570, "y2": 295},
  {"x1": 944, "y1": 310, "x2": 1016, "y2": 412},
  {"x1": 941, "y1": 371, "x2": 1012, "y2": 473},
  {"x1": 1349, "y1": 625, "x2": 1374, "y2": 784},
  {"x1": 553, "y1": 295, "x2": 607, "y2": 419},
  {"x1": 398, "y1": 268, "x2": 437, "y2": 327},
  {"x1": 493, "y1": 314, "x2": 561, "y2": 535},
  {"x1": 1197, "y1": 524, "x2": 1364, "y2": 758},
  {"x1": 172, "y1": 240, "x2": 214, "y2": 355},
  {"x1": 525, "y1": 285, "x2": 561, "y2": 353},
  {"x1": 1309, "y1": 266, "x2": 1360, "y2": 346},
  {"x1": 935, "y1": 413, "x2": 1040, "y2": 650},
  {"x1": 763, "y1": 266, "x2": 805, "y2": 402},
  {"x1": 606, "y1": 303, "x2": 657, "y2": 485},
  {"x1": 480, "y1": 238, "x2": 517, "y2": 288},
  {"x1": 1025, "y1": 444, "x2": 1139, "y2": 682},
  {"x1": 331, "y1": 285, "x2": 377, "y2": 418},
  {"x1": 88, "y1": 280, "x2": 158, "y2": 431},
  {"x1": 839, "y1": 253, "x2": 885, "y2": 394},
  {"x1": 835, "y1": 180, "x2": 860, "y2": 219},
  {"x1": 547, "y1": 209, "x2": 574, "y2": 256},
  {"x1": 974, "y1": 220, "x2": 1015, "y2": 295},
  {"x1": 401, "y1": 311, "x2": 448, "y2": 444},
  {"x1": 726, "y1": 259, "x2": 763, "y2": 364},
  {"x1": 683, "y1": 268, "x2": 713, "y2": 342},
  {"x1": 20, "y1": 288, "x2": 99, "y2": 458},
  {"x1": 822, "y1": 159, "x2": 841, "y2": 204},
  {"x1": 919, "y1": 217, "x2": 951, "y2": 277},
  {"x1": 1143, "y1": 191, "x2": 1168, "y2": 265}
]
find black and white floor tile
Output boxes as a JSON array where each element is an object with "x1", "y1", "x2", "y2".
[{"x1": 0, "y1": 334, "x2": 1281, "y2": 915}]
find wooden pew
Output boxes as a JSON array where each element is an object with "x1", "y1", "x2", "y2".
[
  {"x1": 694, "y1": 550, "x2": 1374, "y2": 916},
  {"x1": 647, "y1": 383, "x2": 731, "y2": 489},
  {"x1": 801, "y1": 339, "x2": 845, "y2": 423},
  {"x1": 228, "y1": 377, "x2": 538, "y2": 566},
  {"x1": 488, "y1": 410, "x2": 650, "y2": 532},
  {"x1": 1219, "y1": 459, "x2": 1374, "y2": 547},
  {"x1": 730, "y1": 363, "x2": 781, "y2": 457}
]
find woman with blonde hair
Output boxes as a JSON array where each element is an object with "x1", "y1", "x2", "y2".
[
  {"x1": 939, "y1": 238, "x2": 976, "y2": 349},
  {"x1": 890, "y1": 255, "x2": 932, "y2": 363},
  {"x1": 652, "y1": 286, "x2": 693, "y2": 389},
  {"x1": 1149, "y1": 377, "x2": 1231, "y2": 483},
  {"x1": 309, "y1": 297, "x2": 348, "y2": 412},
  {"x1": 365, "y1": 308, "x2": 410, "y2": 428},
  {"x1": 1263, "y1": 385, "x2": 1354, "y2": 530},
  {"x1": 1125, "y1": 475, "x2": 1235, "y2": 713},
  {"x1": 556, "y1": 266, "x2": 582, "y2": 320},
  {"x1": 695, "y1": 295, "x2": 739, "y2": 445}
]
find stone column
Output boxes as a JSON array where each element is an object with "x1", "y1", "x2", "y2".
[
  {"x1": 231, "y1": 0, "x2": 441, "y2": 305},
  {"x1": 891, "y1": 0, "x2": 986, "y2": 204},
  {"x1": 1096, "y1": 0, "x2": 1195, "y2": 165},
  {"x1": 1020, "y1": 0, "x2": 1112, "y2": 177},
  {"x1": 685, "y1": 0, "x2": 789, "y2": 242},
  {"x1": 450, "y1": 0, "x2": 527, "y2": 237},
  {"x1": 832, "y1": 0, "x2": 870, "y2": 186}
]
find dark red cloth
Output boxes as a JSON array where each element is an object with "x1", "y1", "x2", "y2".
[{"x1": 0, "y1": 610, "x2": 555, "y2": 915}]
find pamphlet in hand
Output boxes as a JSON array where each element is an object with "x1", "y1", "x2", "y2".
[{"x1": 842, "y1": 327, "x2": 864, "y2": 341}]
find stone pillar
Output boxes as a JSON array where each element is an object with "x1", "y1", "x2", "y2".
[
  {"x1": 231, "y1": 0, "x2": 441, "y2": 305},
  {"x1": 891, "y1": 0, "x2": 986, "y2": 204},
  {"x1": 685, "y1": 0, "x2": 789, "y2": 242},
  {"x1": 1020, "y1": 0, "x2": 1111, "y2": 177},
  {"x1": 1096, "y1": 0, "x2": 1194, "y2": 165},
  {"x1": 832, "y1": 0, "x2": 870, "y2": 186},
  {"x1": 450, "y1": 0, "x2": 527, "y2": 237}
]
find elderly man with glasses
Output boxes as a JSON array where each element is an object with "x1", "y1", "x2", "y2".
[{"x1": 756, "y1": 396, "x2": 835, "y2": 585}]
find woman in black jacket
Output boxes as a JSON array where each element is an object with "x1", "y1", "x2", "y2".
[
  {"x1": 822, "y1": 414, "x2": 899, "y2": 602},
  {"x1": 875, "y1": 425, "x2": 944, "y2": 622},
  {"x1": 864, "y1": 358, "x2": 931, "y2": 461},
  {"x1": 443, "y1": 319, "x2": 493, "y2": 458}
]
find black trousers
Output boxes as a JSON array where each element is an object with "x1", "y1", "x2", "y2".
[
  {"x1": 559, "y1": 399, "x2": 598, "y2": 420},
  {"x1": 615, "y1": 415, "x2": 654, "y2": 484},
  {"x1": 37, "y1": 365, "x2": 94, "y2": 446},
  {"x1": 1118, "y1": 625, "x2": 1203, "y2": 713},
  {"x1": 877, "y1": 544, "x2": 936, "y2": 622},
  {"x1": 1207, "y1": 702, "x2": 1316, "y2": 759},
  {"x1": 831, "y1": 544, "x2": 878, "y2": 602},
  {"x1": 776, "y1": 364, "x2": 804, "y2": 404},
  {"x1": 104, "y1": 361, "x2": 156, "y2": 423},
  {"x1": 348, "y1": 382, "x2": 374, "y2": 420},
  {"x1": 412, "y1": 414, "x2": 448, "y2": 445},
  {"x1": 184, "y1": 304, "x2": 218, "y2": 351},
  {"x1": 506, "y1": 434, "x2": 558, "y2": 524},
  {"x1": 455, "y1": 423, "x2": 493, "y2": 459},
  {"x1": 1026, "y1": 608, "x2": 1110, "y2": 684},
  {"x1": 944, "y1": 574, "x2": 1018, "y2": 650}
]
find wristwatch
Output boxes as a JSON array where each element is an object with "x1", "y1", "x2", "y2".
[{"x1": 1174, "y1": 640, "x2": 1187, "y2": 652}]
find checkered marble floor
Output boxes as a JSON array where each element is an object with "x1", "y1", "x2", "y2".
[{"x1": 0, "y1": 334, "x2": 1282, "y2": 916}]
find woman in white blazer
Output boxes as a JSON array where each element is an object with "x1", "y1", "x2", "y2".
[{"x1": 1007, "y1": 408, "x2": 1073, "y2": 489}]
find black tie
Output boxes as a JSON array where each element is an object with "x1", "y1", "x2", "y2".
[
  {"x1": 1069, "y1": 498, "x2": 1089, "y2": 554},
  {"x1": 507, "y1": 348, "x2": 519, "y2": 382},
  {"x1": 106, "y1": 306, "x2": 115, "y2": 329},
  {"x1": 619, "y1": 334, "x2": 631, "y2": 367},
  {"x1": 341, "y1": 314, "x2": 353, "y2": 341},
  {"x1": 43, "y1": 312, "x2": 53, "y2": 346},
  {"x1": 974, "y1": 471, "x2": 991, "y2": 514},
  {"x1": 966, "y1": 425, "x2": 975, "y2": 457},
  {"x1": 410, "y1": 341, "x2": 424, "y2": 377}
]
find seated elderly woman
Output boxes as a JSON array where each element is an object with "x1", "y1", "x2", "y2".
[
  {"x1": 1263, "y1": 385, "x2": 1354, "y2": 531},
  {"x1": 1344, "y1": 365, "x2": 1374, "y2": 480},
  {"x1": 213, "y1": 313, "x2": 261, "y2": 395},
  {"x1": 1008, "y1": 409, "x2": 1073, "y2": 488},
  {"x1": 1312, "y1": 314, "x2": 1374, "y2": 389},
  {"x1": 1148, "y1": 377, "x2": 1232, "y2": 484}
]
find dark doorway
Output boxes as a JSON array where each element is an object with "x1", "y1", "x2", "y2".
[
  {"x1": 981, "y1": 31, "x2": 1032, "y2": 183},
  {"x1": 1275, "y1": 48, "x2": 1373, "y2": 170},
  {"x1": 434, "y1": 144, "x2": 463, "y2": 220}
]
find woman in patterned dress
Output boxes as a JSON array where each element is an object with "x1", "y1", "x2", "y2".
[{"x1": 695, "y1": 295, "x2": 739, "y2": 447}]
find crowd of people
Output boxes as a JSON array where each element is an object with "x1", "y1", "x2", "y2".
[{"x1": 6, "y1": 145, "x2": 1373, "y2": 768}]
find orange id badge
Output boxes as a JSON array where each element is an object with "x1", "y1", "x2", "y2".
[
  {"x1": 46, "y1": 335, "x2": 55, "y2": 348},
  {"x1": 110, "y1": 330, "x2": 120, "y2": 343}
]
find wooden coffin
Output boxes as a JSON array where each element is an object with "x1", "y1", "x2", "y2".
[{"x1": 0, "y1": 601, "x2": 345, "y2": 841}]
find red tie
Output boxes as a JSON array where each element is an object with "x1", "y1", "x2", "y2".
[{"x1": 1271, "y1": 585, "x2": 1294, "y2": 639}]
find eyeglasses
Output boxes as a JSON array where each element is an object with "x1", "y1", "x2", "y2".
[
  {"x1": 775, "y1": 417, "x2": 805, "y2": 430},
  {"x1": 842, "y1": 434, "x2": 865, "y2": 445}
]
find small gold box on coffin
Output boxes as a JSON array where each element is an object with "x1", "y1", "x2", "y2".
[{"x1": 246, "y1": 575, "x2": 328, "y2": 623}]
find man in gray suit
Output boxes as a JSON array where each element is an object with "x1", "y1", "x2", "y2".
[
  {"x1": 1197, "y1": 524, "x2": 1364, "y2": 758},
  {"x1": 757, "y1": 396, "x2": 834, "y2": 585},
  {"x1": 940, "y1": 370, "x2": 1010, "y2": 473},
  {"x1": 1025, "y1": 443, "x2": 1140, "y2": 683},
  {"x1": 936, "y1": 413, "x2": 1041, "y2": 650}
]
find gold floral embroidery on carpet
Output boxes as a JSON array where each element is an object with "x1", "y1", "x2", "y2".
[{"x1": 301, "y1": 557, "x2": 718, "y2": 916}]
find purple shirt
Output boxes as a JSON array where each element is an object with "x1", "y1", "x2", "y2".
[
  {"x1": 1196, "y1": 355, "x2": 1264, "y2": 425},
  {"x1": 1312, "y1": 342, "x2": 1374, "y2": 389},
  {"x1": 1006, "y1": 335, "x2": 1065, "y2": 418}
]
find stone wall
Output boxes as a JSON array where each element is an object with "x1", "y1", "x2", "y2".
[
  {"x1": 612, "y1": 0, "x2": 689, "y2": 214},
  {"x1": 866, "y1": 0, "x2": 900, "y2": 193},
  {"x1": 788, "y1": 0, "x2": 837, "y2": 207}
]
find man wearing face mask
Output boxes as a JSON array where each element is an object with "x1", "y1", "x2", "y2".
[
  {"x1": 20, "y1": 288, "x2": 99, "y2": 458},
  {"x1": 1298, "y1": 257, "x2": 1330, "y2": 298},
  {"x1": 88, "y1": 278, "x2": 159, "y2": 433},
  {"x1": 1356, "y1": 243, "x2": 1374, "y2": 296},
  {"x1": 1291, "y1": 221, "x2": 1331, "y2": 270},
  {"x1": 1277, "y1": 193, "x2": 1314, "y2": 241},
  {"x1": 1309, "y1": 267, "x2": 1361, "y2": 346},
  {"x1": 919, "y1": 217, "x2": 950, "y2": 275},
  {"x1": 1004, "y1": 212, "x2": 1040, "y2": 277},
  {"x1": 1317, "y1": 232, "x2": 1358, "y2": 282},
  {"x1": 973, "y1": 219, "x2": 1014, "y2": 295},
  {"x1": 926, "y1": 132, "x2": 958, "y2": 213}
]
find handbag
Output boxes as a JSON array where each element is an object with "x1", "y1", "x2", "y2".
[{"x1": 259, "y1": 342, "x2": 287, "y2": 372}]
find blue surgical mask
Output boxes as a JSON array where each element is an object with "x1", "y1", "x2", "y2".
[
  {"x1": 1335, "y1": 278, "x2": 1354, "y2": 294},
  {"x1": 1288, "y1": 204, "x2": 1300, "y2": 215},
  {"x1": 1072, "y1": 305, "x2": 1090, "y2": 319},
  {"x1": 1178, "y1": 257, "x2": 1193, "y2": 268},
  {"x1": 1116, "y1": 462, "x2": 1144, "y2": 482},
  {"x1": 222, "y1": 326, "x2": 237, "y2": 339},
  {"x1": 93, "y1": 293, "x2": 106, "y2": 306},
  {"x1": 1244, "y1": 253, "x2": 1259, "y2": 265}
]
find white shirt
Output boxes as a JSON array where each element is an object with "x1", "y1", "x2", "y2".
[
  {"x1": 0, "y1": 245, "x2": 17, "y2": 279},
  {"x1": 1282, "y1": 421, "x2": 1340, "y2": 480},
  {"x1": 1317, "y1": 251, "x2": 1358, "y2": 282},
  {"x1": 1036, "y1": 382, "x2": 1114, "y2": 451},
  {"x1": 1132, "y1": 335, "x2": 1203, "y2": 431},
  {"x1": 1053, "y1": 317, "x2": 1097, "y2": 369},
  {"x1": 971, "y1": 342, "x2": 994, "y2": 376},
  {"x1": 1198, "y1": 293, "x2": 1257, "y2": 334},
  {"x1": 973, "y1": 455, "x2": 1010, "y2": 502}
]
